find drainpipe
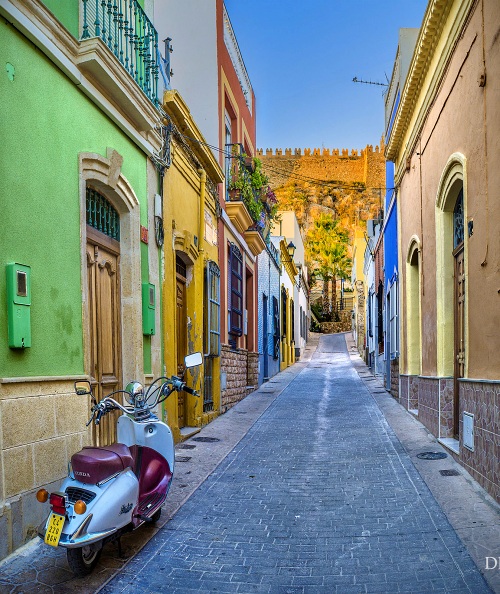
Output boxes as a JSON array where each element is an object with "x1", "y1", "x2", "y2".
[{"x1": 198, "y1": 168, "x2": 206, "y2": 255}]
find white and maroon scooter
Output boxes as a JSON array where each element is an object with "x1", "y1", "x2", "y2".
[{"x1": 36, "y1": 352, "x2": 202, "y2": 576}]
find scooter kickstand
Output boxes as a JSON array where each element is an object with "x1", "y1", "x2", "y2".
[{"x1": 117, "y1": 536, "x2": 123, "y2": 558}]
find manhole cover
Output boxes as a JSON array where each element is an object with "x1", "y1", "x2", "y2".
[
  {"x1": 175, "y1": 455, "x2": 192, "y2": 462},
  {"x1": 439, "y1": 469, "x2": 460, "y2": 476},
  {"x1": 178, "y1": 444, "x2": 196, "y2": 450},
  {"x1": 417, "y1": 452, "x2": 448, "y2": 460},
  {"x1": 192, "y1": 436, "x2": 220, "y2": 443}
]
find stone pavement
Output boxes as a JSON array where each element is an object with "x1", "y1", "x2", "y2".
[
  {"x1": 96, "y1": 333, "x2": 497, "y2": 594},
  {"x1": 0, "y1": 338, "x2": 319, "y2": 594},
  {"x1": 1, "y1": 333, "x2": 498, "y2": 593}
]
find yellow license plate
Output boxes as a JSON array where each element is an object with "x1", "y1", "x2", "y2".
[{"x1": 44, "y1": 513, "x2": 65, "y2": 547}]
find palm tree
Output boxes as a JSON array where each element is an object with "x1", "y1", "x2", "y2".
[{"x1": 306, "y1": 214, "x2": 351, "y2": 319}]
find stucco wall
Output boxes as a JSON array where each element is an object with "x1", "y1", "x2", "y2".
[
  {"x1": 398, "y1": 0, "x2": 500, "y2": 379},
  {"x1": 0, "y1": 20, "x2": 149, "y2": 560}
]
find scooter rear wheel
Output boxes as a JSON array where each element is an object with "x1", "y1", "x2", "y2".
[{"x1": 67, "y1": 544, "x2": 102, "y2": 576}]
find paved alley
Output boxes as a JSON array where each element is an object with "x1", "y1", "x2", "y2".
[{"x1": 98, "y1": 334, "x2": 493, "y2": 594}]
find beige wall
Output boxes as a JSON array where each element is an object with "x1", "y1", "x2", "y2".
[{"x1": 397, "y1": 0, "x2": 500, "y2": 380}]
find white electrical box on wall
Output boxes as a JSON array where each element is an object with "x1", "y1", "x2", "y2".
[
  {"x1": 154, "y1": 193, "x2": 162, "y2": 217},
  {"x1": 463, "y1": 412, "x2": 474, "y2": 451}
]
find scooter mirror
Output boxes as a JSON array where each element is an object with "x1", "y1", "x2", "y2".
[
  {"x1": 74, "y1": 380, "x2": 92, "y2": 396},
  {"x1": 185, "y1": 352, "x2": 202, "y2": 368},
  {"x1": 125, "y1": 381, "x2": 144, "y2": 405}
]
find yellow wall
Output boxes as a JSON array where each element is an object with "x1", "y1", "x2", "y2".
[{"x1": 161, "y1": 91, "x2": 223, "y2": 439}]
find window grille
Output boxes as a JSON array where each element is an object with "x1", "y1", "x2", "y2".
[
  {"x1": 205, "y1": 261, "x2": 221, "y2": 356},
  {"x1": 389, "y1": 279, "x2": 399, "y2": 358},
  {"x1": 176, "y1": 256, "x2": 187, "y2": 278},
  {"x1": 86, "y1": 187, "x2": 120, "y2": 240},
  {"x1": 281, "y1": 287, "x2": 287, "y2": 339},
  {"x1": 453, "y1": 189, "x2": 464, "y2": 249},
  {"x1": 228, "y1": 244, "x2": 243, "y2": 342},
  {"x1": 203, "y1": 357, "x2": 214, "y2": 413},
  {"x1": 272, "y1": 296, "x2": 280, "y2": 360}
]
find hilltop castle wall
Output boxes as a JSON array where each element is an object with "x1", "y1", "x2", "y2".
[{"x1": 257, "y1": 141, "x2": 385, "y2": 191}]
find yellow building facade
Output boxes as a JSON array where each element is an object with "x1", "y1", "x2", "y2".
[
  {"x1": 161, "y1": 91, "x2": 224, "y2": 441},
  {"x1": 278, "y1": 239, "x2": 298, "y2": 370}
]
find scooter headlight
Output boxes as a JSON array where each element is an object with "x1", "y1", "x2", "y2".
[{"x1": 74, "y1": 500, "x2": 87, "y2": 515}]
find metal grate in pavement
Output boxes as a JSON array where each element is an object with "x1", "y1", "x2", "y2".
[
  {"x1": 417, "y1": 452, "x2": 448, "y2": 460},
  {"x1": 192, "y1": 437, "x2": 220, "y2": 443}
]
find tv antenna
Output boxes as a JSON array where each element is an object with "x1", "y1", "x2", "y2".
[{"x1": 352, "y1": 76, "x2": 388, "y2": 87}]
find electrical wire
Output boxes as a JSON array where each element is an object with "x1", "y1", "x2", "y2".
[
  {"x1": 159, "y1": 108, "x2": 392, "y2": 192},
  {"x1": 261, "y1": 161, "x2": 392, "y2": 192}
]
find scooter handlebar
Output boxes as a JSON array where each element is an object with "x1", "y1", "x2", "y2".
[
  {"x1": 183, "y1": 385, "x2": 199, "y2": 396},
  {"x1": 95, "y1": 407, "x2": 104, "y2": 425}
]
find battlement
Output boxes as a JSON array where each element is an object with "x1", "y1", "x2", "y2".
[{"x1": 256, "y1": 143, "x2": 382, "y2": 158}]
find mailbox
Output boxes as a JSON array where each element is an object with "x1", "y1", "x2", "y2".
[
  {"x1": 142, "y1": 282, "x2": 155, "y2": 335},
  {"x1": 6, "y1": 263, "x2": 31, "y2": 348}
]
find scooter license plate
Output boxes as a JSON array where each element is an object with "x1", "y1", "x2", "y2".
[{"x1": 44, "y1": 513, "x2": 65, "y2": 547}]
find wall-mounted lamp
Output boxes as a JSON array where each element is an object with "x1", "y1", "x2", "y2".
[{"x1": 287, "y1": 241, "x2": 296, "y2": 259}]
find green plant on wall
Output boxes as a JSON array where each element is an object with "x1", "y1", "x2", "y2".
[{"x1": 228, "y1": 153, "x2": 280, "y2": 230}]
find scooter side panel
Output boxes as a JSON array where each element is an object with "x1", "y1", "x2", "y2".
[
  {"x1": 117, "y1": 415, "x2": 175, "y2": 471},
  {"x1": 55, "y1": 469, "x2": 139, "y2": 543}
]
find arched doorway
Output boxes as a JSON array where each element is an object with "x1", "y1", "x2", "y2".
[
  {"x1": 435, "y1": 153, "x2": 467, "y2": 442},
  {"x1": 453, "y1": 190, "x2": 465, "y2": 438},
  {"x1": 86, "y1": 186, "x2": 121, "y2": 446}
]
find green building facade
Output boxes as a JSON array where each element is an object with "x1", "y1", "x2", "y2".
[{"x1": 0, "y1": 0, "x2": 163, "y2": 559}]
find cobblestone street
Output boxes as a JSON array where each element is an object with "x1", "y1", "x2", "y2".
[{"x1": 98, "y1": 334, "x2": 495, "y2": 594}]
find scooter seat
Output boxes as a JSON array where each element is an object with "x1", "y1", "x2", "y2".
[{"x1": 71, "y1": 443, "x2": 134, "y2": 485}]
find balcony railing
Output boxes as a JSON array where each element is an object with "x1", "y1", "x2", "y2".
[{"x1": 81, "y1": 0, "x2": 159, "y2": 106}]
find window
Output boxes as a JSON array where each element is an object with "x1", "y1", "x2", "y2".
[
  {"x1": 224, "y1": 110, "x2": 232, "y2": 199},
  {"x1": 389, "y1": 279, "x2": 399, "y2": 358},
  {"x1": 205, "y1": 261, "x2": 220, "y2": 356},
  {"x1": 453, "y1": 189, "x2": 464, "y2": 250},
  {"x1": 272, "y1": 296, "x2": 280, "y2": 360},
  {"x1": 281, "y1": 287, "x2": 287, "y2": 339},
  {"x1": 228, "y1": 244, "x2": 243, "y2": 344},
  {"x1": 86, "y1": 186, "x2": 120, "y2": 240}
]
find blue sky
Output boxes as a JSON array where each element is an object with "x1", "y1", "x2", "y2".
[{"x1": 224, "y1": 1, "x2": 428, "y2": 152}]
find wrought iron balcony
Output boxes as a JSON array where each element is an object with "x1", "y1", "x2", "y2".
[{"x1": 81, "y1": 0, "x2": 159, "y2": 106}]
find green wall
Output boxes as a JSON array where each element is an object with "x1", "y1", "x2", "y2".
[
  {"x1": 0, "y1": 21, "x2": 148, "y2": 377},
  {"x1": 41, "y1": 0, "x2": 80, "y2": 38}
]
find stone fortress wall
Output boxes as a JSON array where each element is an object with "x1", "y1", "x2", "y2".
[{"x1": 256, "y1": 141, "x2": 385, "y2": 199}]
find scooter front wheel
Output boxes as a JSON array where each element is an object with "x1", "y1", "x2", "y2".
[{"x1": 67, "y1": 544, "x2": 102, "y2": 577}]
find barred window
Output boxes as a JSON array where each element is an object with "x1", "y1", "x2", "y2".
[
  {"x1": 272, "y1": 296, "x2": 280, "y2": 360},
  {"x1": 281, "y1": 287, "x2": 287, "y2": 339},
  {"x1": 389, "y1": 279, "x2": 399, "y2": 358},
  {"x1": 86, "y1": 186, "x2": 120, "y2": 240},
  {"x1": 228, "y1": 244, "x2": 243, "y2": 341},
  {"x1": 205, "y1": 261, "x2": 221, "y2": 356}
]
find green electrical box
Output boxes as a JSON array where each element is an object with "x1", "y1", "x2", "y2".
[
  {"x1": 6, "y1": 263, "x2": 31, "y2": 349},
  {"x1": 142, "y1": 282, "x2": 155, "y2": 335}
]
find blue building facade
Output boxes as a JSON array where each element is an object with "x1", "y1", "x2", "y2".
[
  {"x1": 257, "y1": 241, "x2": 281, "y2": 384},
  {"x1": 383, "y1": 28, "x2": 419, "y2": 395}
]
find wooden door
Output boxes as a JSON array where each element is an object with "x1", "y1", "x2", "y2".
[
  {"x1": 176, "y1": 276, "x2": 187, "y2": 428},
  {"x1": 87, "y1": 228, "x2": 121, "y2": 446},
  {"x1": 453, "y1": 246, "x2": 465, "y2": 438}
]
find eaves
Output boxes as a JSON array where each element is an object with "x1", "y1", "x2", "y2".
[{"x1": 385, "y1": 0, "x2": 452, "y2": 163}]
